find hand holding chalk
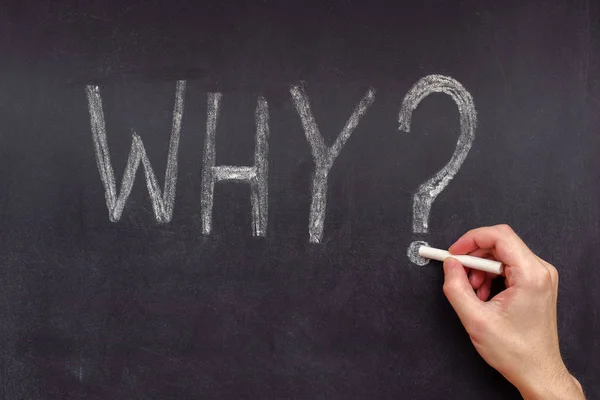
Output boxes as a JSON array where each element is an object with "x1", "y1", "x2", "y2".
[
  {"x1": 419, "y1": 245, "x2": 503, "y2": 275},
  {"x1": 439, "y1": 225, "x2": 584, "y2": 399}
]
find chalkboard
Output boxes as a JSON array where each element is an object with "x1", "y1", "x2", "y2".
[{"x1": 1, "y1": 1, "x2": 598, "y2": 398}]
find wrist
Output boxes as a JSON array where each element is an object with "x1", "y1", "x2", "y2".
[{"x1": 516, "y1": 365, "x2": 584, "y2": 400}]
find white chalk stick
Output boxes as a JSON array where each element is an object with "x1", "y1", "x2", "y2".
[{"x1": 418, "y1": 246, "x2": 503, "y2": 275}]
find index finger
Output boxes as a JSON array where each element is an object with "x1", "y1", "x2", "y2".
[{"x1": 449, "y1": 224, "x2": 538, "y2": 268}]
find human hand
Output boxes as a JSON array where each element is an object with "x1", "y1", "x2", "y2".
[{"x1": 442, "y1": 224, "x2": 585, "y2": 399}]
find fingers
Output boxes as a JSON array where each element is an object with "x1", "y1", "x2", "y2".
[
  {"x1": 469, "y1": 269, "x2": 486, "y2": 290},
  {"x1": 467, "y1": 248, "x2": 503, "y2": 267},
  {"x1": 443, "y1": 257, "x2": 484, "y2": 326},
  {"x1": 476, "y1": 274, "x2": 493, "y2": 301},
  {"x1": 535, "y1": 255, "x2": 559, "y2": 288},
  {"x1": 467, "y1": 248, "x2": 493, "y2": 259},
  {"x1": 465, "y1": 248, "x2": 501, "y2": 295},
  {"x1": 449, "y1": 224, "x2": 518, "y2": 252},
  {"x1": 468, "y1": 269, "x2": 494, "y2": 301},
  {"x1": 449, "y1": 225, "x2": 540, "y2": 281}
]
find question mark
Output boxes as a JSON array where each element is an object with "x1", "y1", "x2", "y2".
[{"x1": 398, "y1": 75, "x2": 477, "y2": 265}]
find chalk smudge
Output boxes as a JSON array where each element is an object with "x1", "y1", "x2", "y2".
[{"x1": 407, "y1": 240, "x2": 430, "y2": 266}]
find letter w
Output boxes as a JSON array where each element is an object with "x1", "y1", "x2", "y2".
[{"x1": 85, "y1": 81, "x2": 186, "y2": 223}]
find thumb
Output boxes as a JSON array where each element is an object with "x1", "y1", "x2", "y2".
[{"x1": 443, "y1": 257, "x2": 483, "y2": 325}]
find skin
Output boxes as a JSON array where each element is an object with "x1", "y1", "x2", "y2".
[{"x1": 442, "y1": 224, "x2": 585, "y2": 399}]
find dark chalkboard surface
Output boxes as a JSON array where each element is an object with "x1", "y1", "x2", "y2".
[{"x1": 1, "y1": 1, "x2": 599, "y2": 398}]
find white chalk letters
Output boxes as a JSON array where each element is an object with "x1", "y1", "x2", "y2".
[
  {"x1": 201, "y1": 93, "x2": 270, "y2": 236},
  {"x1": 399, "y1": 75, "x2": 476, "y2": 235},
  {"x1": 290, "y1": 84, "x2": 376, "y2": 243},
  {"x1": 85, "y1": 80, "x2": 187, "y2": 223},
  {"x1": 399, "y1": 75, "x2": 477, "y2": 265},
  {"x1": 86, "y1": 75, "x2": 475, "y2": 245}
]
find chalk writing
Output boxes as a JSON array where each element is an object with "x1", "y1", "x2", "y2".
[
  {"x1": 398, "y1": 75, "x2": 476, "y2": 264},
  {"x1": 201, "y1": 93, "x2": 270, "y2": 236},
  {"x1": 85, "y1": 76, "x2": 476, "y2": 246},
  {"x1": 85, "y1": 80, "x2": 187, "y2": 223},
  {"x1": 290, "y1": 83, "x2": 376, "y2": 243}
]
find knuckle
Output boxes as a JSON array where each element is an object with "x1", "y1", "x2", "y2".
[
  {"x1": 463, "y1": 227, "x2": 481, "y2": 238},
  {"x1": 531, "y1": 269, "x2": 553, "y2": 289},
  {"x1": 466, "y1": 225, "x2": 493, "y2": 236},
  {"x1": 465, "y1": 314, "x2": 488, "y2": 334},
  {"x1": 548, "y1": 264, "x2": 559, "y2": 282},
  {"x1": 495, "y1": 224, "x2": 514, "y2": 235},
  {"x1": 442, "y1": 282, "x2": 454, "y2": 297},
  {"x1": 443, "y1": 280, "x2": 462, "y2": 297}
]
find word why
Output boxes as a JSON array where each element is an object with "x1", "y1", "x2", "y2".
[{"x1": 85, "y1": 75, "x2": 476, "y2": 243}]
